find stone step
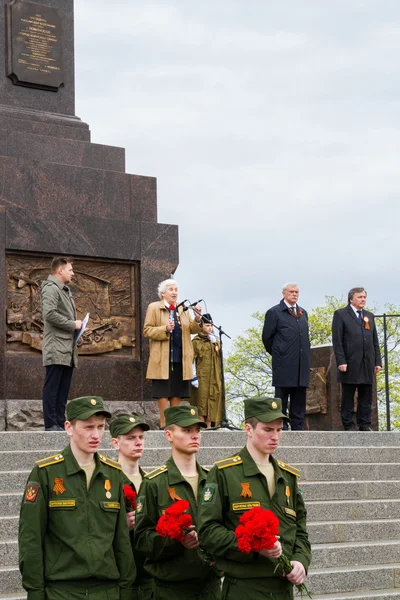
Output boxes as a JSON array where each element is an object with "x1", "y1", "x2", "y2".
[
  {"x1": 0, "y1": 594, "x2": 26, "y2": 600},
  {"x1": 311, "y1": 591, "x2": 400, "y2": 600},
  {"x1": 3, "y1": 446, "x2": 399, "y2": 477},
  {"x1": 307, "y1": 563, "x2": 400, "y2": 596},
  {"x1": 309, "y1": 518, "x2": 400, "y2": 544},
  {"x1": 299, "y1": 480, "x2": 400, "y2": 501},
  {"x1": 0, "y1": 518, "x2": 18, "y2": 540},
  {"x1": 307, "y1": 498, "x2": 400, "y2": 521},
  {"x1": 312, "y1": 540, "x2": 400, "y2": 569},
  {"x1": 2, "y1": 431, "x2": 400, "y2": 451},
  {"x1": 0, "y1": 541, "x2": 17, "y2": 567},
  {"x1": 0, "y1": 566, "x2": 23, "y2": 594},
  {"x1": 0, "y1": 494, "x2": 21, "y2": 517}
]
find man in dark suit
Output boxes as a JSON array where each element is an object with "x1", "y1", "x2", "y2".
[
  {"x1": 332, "y1": 287, "x2": 382, "y2": 431},
  {"x1": 262, "y1": 283, "x2": 311, "y2": 430}
]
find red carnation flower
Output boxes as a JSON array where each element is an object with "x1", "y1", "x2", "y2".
[
  {"x1": 156, "y1": 499, "x2": 193, "y2": 542},
  {"x1": 123, "y1": 485, "x2": 137, "y2": 511}
]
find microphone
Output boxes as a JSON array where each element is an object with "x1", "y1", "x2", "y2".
[
  {"x1": 175, "y1": 299, "x2": 188, "y2": 310},
  {"x1": 183, "y1": 299, "x2": 203, "y2": 312}
]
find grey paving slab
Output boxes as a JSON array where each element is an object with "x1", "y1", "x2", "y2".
[{"x1": 311, "y1": 591, "x2": 400, "y2": 600}]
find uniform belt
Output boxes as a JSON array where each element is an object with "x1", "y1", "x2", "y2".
[
  {"x1": 154, "y1": 577, "x2": 219, "y2": 594},
  {"x1": 225, "y1": 575, "x2": 291, "y2": 593},
  {"x1": 46, "y1": 579, "x2": 118, "y2": 591}
]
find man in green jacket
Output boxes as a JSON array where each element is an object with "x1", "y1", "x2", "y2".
[
  {"x1": 198, "y1": 396, "x2": 311, "y2": 600},
  {"x1": 134, "y1": 405, "x2": 221, "y2": 599},
  {"x1": 19, "y1": 396, "x2": 135, "y2": 600},
  {"x1": 41, "y1": 256, "x2": 82, "y2": 431},
  {"x1": 110, "y1": 414, "x2": 153, "y2": 599}
]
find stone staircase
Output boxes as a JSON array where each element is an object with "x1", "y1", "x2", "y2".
[{"x1": 1, "y1": 430, "x2": 400, "y2": 599}]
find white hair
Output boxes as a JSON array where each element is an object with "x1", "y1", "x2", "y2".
[
  {"x1": 158, "y1": 279, "x2": 178, "y2": 299},
  {"x1": 282, "y1": 282, "x2": 299, "y2": 292}
]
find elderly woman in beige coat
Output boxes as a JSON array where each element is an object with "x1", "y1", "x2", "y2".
[{"x1": 143, "y1": 279, "x2": 202, "y2": 428}]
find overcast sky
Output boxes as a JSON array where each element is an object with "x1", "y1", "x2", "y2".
[{"x1": 74, "y1": 1, "x2": 400, "y2": 350}]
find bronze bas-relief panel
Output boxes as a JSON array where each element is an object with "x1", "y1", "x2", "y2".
[
  {"x1": 6, "y1": 0, "x2": 64, "y2": 91},
  {"x1": 6, "y1": 256, "x2": 137, "y2": 357}
]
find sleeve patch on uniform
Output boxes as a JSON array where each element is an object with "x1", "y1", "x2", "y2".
[
  {"x1": 202, "y1": 484, "x2": 217, "y2": 504},
  {"x1": 24, "y1": 482, "x2": 40, "y2": 503},
  {"x1": 136, "y1": 496, "x2": 145, "y2": 514}
]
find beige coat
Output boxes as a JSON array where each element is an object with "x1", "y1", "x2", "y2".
[{"x1": 143, "y1": 300, "x2": 201, "y2": 380}]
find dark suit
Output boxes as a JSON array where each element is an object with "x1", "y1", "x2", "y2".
[
  {"x1": 332, "y1": 305, "x2": 382, "y2": 430},
  {"x1": 262, "y1": 299, "x2": 311, "y2": 430}
]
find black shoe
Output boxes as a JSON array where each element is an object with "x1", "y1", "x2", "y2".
[
  {"x1": 45, "y1": 425, "x2": 60, "y2": 431},
  {"x1": 359, "y1": 426, "x2": 373, "y2": 431}
]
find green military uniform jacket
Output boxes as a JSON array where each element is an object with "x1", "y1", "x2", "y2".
[
  {"x1": 198, "y1": 446, "x2": 311, "y2": 580},
  {"x1": 121, "y1": 468, "x2": 153, "y2": 592},
  {"x1": 19, "y1": 445, "x2": 135, "y2": 600},
  {"x1": 134, "y1": 456, "x2": 220, "y2": 589},
  {"x1": 190, "y1": 333, "x2": 223, "y2": 424}
]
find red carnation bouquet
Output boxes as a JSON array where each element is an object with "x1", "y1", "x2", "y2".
[
  {"x1": 235, "y1": 506, "x2": 311, "y2": 598},
  {"x1": 156, "y1": 499, "x2": 193, "y2": 541},
  {"x1": 123, "y1": 485, "x2": 137, "y2": 512},
  {"x1": 155, "y1": 499, "x2": 223, "y2": 576}
]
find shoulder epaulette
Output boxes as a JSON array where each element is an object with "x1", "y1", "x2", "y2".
[
  {"x1": 36, "y1": 453, "x2": 65, "y2": 468},
  {"x1": 215, "y1": 455, "x2": 243, "y2": 470},
  {"x1": 145, "y1": 465, "x2": 168, "y2": 479},
  {"x1": 98, "y1": 453, "x2": 122, "y2": 471},
  {"x1": 278, "y1": 460, "x2": 300, "y2": 477},
  {"x1": 202, "y1": 466, "x2": 210, "y2": 472}
]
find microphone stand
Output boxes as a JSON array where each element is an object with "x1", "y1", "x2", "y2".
[{"x1": 190, "y1": 306, "x2": 241, "y2": 431}]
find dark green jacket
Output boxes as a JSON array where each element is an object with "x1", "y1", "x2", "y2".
[
  {"x1": 121, "y1": 468, "x2": 153, "y2": 590},
  {"x1": 134, "y1": 456, "x2": 220, "y2": 587},
  {"x1": 198, "y1": 446, "x2": 311, "y2": 580},
  {"x1": 41, "y1": 275, "x2": 78, "y2": 367},
  {"x1": 19, "y1": 444, "x2": 135, "y2": 600}
]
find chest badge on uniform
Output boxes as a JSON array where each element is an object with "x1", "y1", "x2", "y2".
[
  {"x1": 285, "y1": 485, "x2": 291, "y2": 505},
  {"x1": 240, "y1": 482, "x2": 252, "y2": 499},
  {"x1": 53, "y1": 478, "x2": 66, "y2": 495},
  {"x1": 168, "y1": 487, "x2": 182, "y2": 501},
  {"x1": 105, "y1": 479, "x2": 112, "y2": 499}
]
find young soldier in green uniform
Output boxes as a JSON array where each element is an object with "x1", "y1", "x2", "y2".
[
  {"x1": 134, "y1": 405, "x2": 222, "y2": 600},
  {"x1": 110, "y1": 414, "x2": 153, "y2": 599},
  {"x1": 198, "y1": 396, "x2": 311, "y2": 600},
  {"x1": 19, "y1": 396, "x2": 135, "y2": 600}
]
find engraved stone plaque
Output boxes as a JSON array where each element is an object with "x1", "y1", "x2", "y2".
[
  {"x1": 6, "y1": 256, "x2": 137, "y2": 357},
  {"x1": 6, "y1": 0, "x2": 64, "y2": 90}
]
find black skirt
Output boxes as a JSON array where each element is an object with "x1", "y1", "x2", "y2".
[{"x1": 151, "y1": 362, "x2": 190, "y2": 399}]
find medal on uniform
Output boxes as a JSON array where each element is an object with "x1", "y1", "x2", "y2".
[
  {"x1": 168, "y1": 487, "x2": 182, "y2": 501},
  {"x1": 53, "y1": 478, "x2": 66, "y2": 495},
  {"x1": 105, "y1": 479, "x2": 112, "y2": 499},
  {"x1": 285, "y1": 485, "x2": 291, "y2": 505},
  {"x1": 240, "y1": 482, "x2": 252, "y2": 499}
]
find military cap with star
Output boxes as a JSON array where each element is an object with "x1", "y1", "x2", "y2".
[
  {"x1": 165, "y1": 405, "x2": 207, "y2": 428},
  {"x1": 66, "y1": 396, "x2": 112, "y2": 421},
  {"x1": 109, "y1": 414, "x2": 150, "y2": 437},
  {"x1": 244, "y1": 396, "x2": 290, "y2": 423}
]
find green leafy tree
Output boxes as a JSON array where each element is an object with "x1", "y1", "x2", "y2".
[{"x1": 225, "y1": 298, "x2": 400, "y2": 430}]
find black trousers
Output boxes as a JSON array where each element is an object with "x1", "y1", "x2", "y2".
[
  {"x1": 341, "y1": 383, "x2": 373, "y2": 430},
  {"x1": 42, "y1": 365, "x2": 74, "y2": 429},
  {"x1": 275, "y1": 387, "x2": 307, "y2": 431}
]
